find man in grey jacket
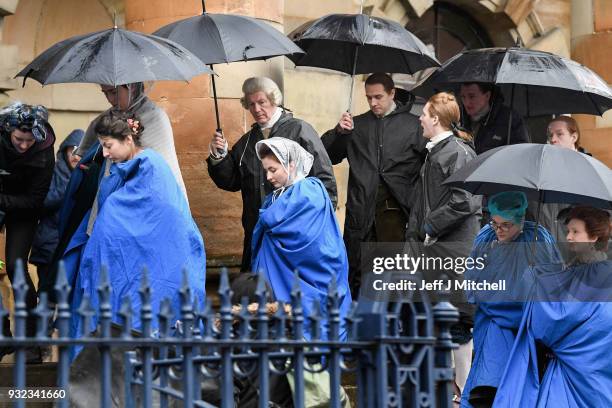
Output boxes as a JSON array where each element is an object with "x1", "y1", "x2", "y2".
[
  {"x1": 208, "y1": 77, "x2": 337, "y2": 272},
  {"x1": 322, "y1": 73, "x2": 427, "y2": 296}
]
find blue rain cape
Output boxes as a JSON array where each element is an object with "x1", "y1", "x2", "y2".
[
  {"x1": 461, "y1": 222, "x2": 561, "y2": 407},
  {"x1": 494, "y1": 260, "x2": 612, "y2": 407},
  {"x1": 251, "y1": 177, "x2": 351, "y2": 341},
  {"x1": 63, "y1": 149, "x2": 206, "y2": 344}
]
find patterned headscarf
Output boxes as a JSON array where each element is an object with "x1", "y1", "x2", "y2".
[
  {"x1": 255, "y1": 137, "x2": 314, "y2": 187},
  {"x1": 0, "y1": 102, "x2": 49, "y2": 142}
]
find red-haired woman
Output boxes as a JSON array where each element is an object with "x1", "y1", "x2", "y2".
[
  {"x1": 407, "y1": 92, "x2": 482, "y2": 404},
  {"x1": 495, "y1": 206, "x2": 612, "y2": 407}
]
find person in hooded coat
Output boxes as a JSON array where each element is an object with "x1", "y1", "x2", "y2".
[
  {"x1": 29, "y1": 129, "x2": 84, "y2": 282},
  {"x1": 251, "y1": 137, "x2": 351, "y2": 341},
  {"x1": 407, "y1": 92, "x2": 481, "y2": 401},
  {"x1": 38, "y1": 82, "x2": 189, "y2": 299},
  {"x1": 461, "y1": 191, "x2": 561, "y2": 408},
  {"x1": 62, "y1": 110, "x2": 205, "y2": 359},
  {"x1": 208, "y1": 77, "x2": 337, "y2": 272},
  {"x1": 494, "y1": 206, "x2": 612, "y2": 408},
  {"x1": 459, "y1": 83, "x2": 529, "y2": 155},
  {"x1": 0, "y1": 102, "x2": 56, "y2": 363},
  {"x1": 321, "y1": 73, "x2": 427, "y2": 296},
  {"x1": 75, "y1": 82, "x2": 187, "y2": 194}
]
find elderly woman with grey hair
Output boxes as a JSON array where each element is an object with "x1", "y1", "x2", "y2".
[{"x1": 207, "y1": 76, "x2": 337, "y2": 272}]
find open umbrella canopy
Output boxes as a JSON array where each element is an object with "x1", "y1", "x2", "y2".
[
  {"x1": 444, "y1": 143, "x2": 612, "y2": 209},
  {"x1": 288, "y1": 13, "x2": 439, "y2": 75},
  {"x1": 153, "y1": 13, "x2": 304, "y2": 64},
  {"x1": 413, "y1": 47, "x2": 612, "y2": 116},
  {"x1": 16, "y1": 27, "x2": 212, "y2": 86}
]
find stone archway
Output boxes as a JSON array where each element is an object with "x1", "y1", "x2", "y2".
[{"x1": 363, "y1": 0, "x2": 568, "y2": 55}]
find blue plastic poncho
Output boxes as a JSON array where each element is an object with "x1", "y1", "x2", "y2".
[
  {"x1": 494, "y1": 259, "x2": 612, "y2": 407},
  {"x1": 251, "y1": 177, "x2": 351, "y2": 341},
  {"x1": 461, "y1": 221, "x2": 561, "y2": 407},
  {"x1": 63, "y1": 149, "x2": 205, "y2": 346}
]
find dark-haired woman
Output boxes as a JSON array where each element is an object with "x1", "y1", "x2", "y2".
[
  {"x1": 495, "y1": 206, "x2": 612, "y2": 407},
  {"x1": 407, "y1": 92, "x2": 482, "y2": 402},
  {"x1": 62, "y1": 110, "x2": 205, "y2": 356},
  {"x1": 0, "y1": 102, "x2": 55, "y2": 362}
]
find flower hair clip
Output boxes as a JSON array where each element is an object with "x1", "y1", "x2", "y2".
[{"x1": 127, "y1": 118, "x2": 140, "y2": 134}]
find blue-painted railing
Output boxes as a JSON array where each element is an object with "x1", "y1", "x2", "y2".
[{"x1": 0, "y1": 260, "x2": 458, "y2": 407}]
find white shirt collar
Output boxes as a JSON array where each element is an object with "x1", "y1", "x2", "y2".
[
  {"x1": 425, "y1": 130, "x2": 453, "y2": 151},
  {"x1": 378, "y1": 101, "x2": 396, "y2": 118},
  {"x1": 384, "y1": 101, "x2": 396, "y2": 117},
  {"x1": 260, "y1": 107, "x2": 282, "y2": 130}
]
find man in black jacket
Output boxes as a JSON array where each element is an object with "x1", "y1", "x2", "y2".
[
  {"x1": 208, "y1": 77, "x2": 337, "y2": 271},
  {"x1": 459, "y1": 83, "x2": 529, "y2": 154},
  {"x1": 322, "y1": 73, "x2": 427, "y2": 295}
]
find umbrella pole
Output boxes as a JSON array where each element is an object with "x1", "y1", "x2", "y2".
[
  {"x1": 348, "y1": 0, "x2": 364, "y2": 112},
  {"x1": 530, "y1": 190, "x2": 544, "y2": 265},
  {"x1": 506, "y1": 83, "x2": 515, "y2": 145},
  {"x1": 210, "y1": 64, "x2": 222, "y2": 133},
  {"x1": 347, "y1": 47, "x2": 360, "y2": 113}
]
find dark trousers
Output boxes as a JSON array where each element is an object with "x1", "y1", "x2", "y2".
[
  {"x1": 3, "y1": 215, "x2": 39, "y2": 337},
  {"x1": 348, "y1": 183, "x2": 408, "y2": 298}
]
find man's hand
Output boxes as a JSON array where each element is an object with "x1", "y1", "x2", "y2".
[
  {"x1": 336, "y1": 112, "x2": 354, "y2": 134},
  {"x1": 210, "y1": 131, "x2": 227, "y2": 157}
]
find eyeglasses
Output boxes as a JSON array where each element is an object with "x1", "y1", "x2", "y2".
[{"x1": 489, "y1": 220, "x2": 515, "y2": 232}]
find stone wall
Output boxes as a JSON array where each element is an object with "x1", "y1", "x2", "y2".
[{"x1": 571, "y1": 0, "x2": 612, "y2": 165}]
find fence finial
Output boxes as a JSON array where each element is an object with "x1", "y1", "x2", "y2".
[{"x1": 118, "y1": 296, "x2": 133, "y2": 339}]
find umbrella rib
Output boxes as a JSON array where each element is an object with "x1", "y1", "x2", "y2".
[
  {"x1": 113, "y1": 29, "x2": 118, "y2": 86},
  {"x1": 208, "y1": 15, "x2": 231, "y2": 63}
]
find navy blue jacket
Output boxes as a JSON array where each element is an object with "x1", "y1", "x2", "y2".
[{"x1": 29, "y1": 129, "x2": 84, "y2": 265}]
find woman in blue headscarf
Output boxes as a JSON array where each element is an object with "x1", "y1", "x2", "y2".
[
  {"x1": 494, "y1": 206, "x2": 612, "y2": 407},
  {"x1": 63, "y1": 110, "x2": 205, "y2": 355},
  {"x1": 251, "y1": 137, "x2": 351, "y2": 341},
  {"x1": 461, "y1": 191, "x2": 561, "y2": 407}
]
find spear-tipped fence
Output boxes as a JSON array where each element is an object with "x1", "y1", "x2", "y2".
[{"x1": 0, "y1": 261, "x2": 458, "y2": 407}]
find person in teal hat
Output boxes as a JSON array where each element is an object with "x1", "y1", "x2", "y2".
[{"x1": 460, "y1": 191, "x2": 561, "y2": 407}]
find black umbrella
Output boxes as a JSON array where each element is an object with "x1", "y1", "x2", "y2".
[
  {"x1": 413, "y1": 47, "x2": 612, "y2": 143},
  {"x1": 15, "y1": 27, "x2": 212, "y2": 86},
  {"x1": 443, "y1": 143, "x2": 612, "y2": 210},
  {"x1": 288, "y1": 11, "x2": 439, "y2": 111},
  {"x1": 153, "y1": 0, "x2": 304, "y2": 134}
]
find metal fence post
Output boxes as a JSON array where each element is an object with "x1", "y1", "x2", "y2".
[
  {"x1": 97, "y1": 266, "x2": 113, "y2": 408},
  {"x1": 290, "y1": 272, "x2": 305, "y2": 408},
  {"x1": 327, "y1": 275, "x2": 341, "y2": 408},
  {"x1": 139, "y1": 268, "x2": 153, "y2": 407},
  {"x1": 255, "y1": 274, "x2": 270, "y2": 408},
  {"x1": 218, "y1": 269, "x2": 234, "y2": 408},
  {"x1": 55, "y1": 261, "x2": 71, "y2": 408},
  {"x1": 179, "y1": 269, "x2": 195, "y2": 407},
  {"x1": 434, "y1": 302, "x2": 459, "y2": 408},
  {"x1": 12, "y1": 260, "x2": 27, "y2": 408}
]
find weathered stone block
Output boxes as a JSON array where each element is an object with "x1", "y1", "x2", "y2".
[
  {"x1": 0, "y1": 0, "x2": 18, "y2": 16},
  {"x1": 572, "y1": 33, "x2": 612, "y2": 83},
  {"x1": 125, "y1": 0, "x2": 200, "y2": 24},
  {"x1": 594, "y1": 0, "x2": 612, "y2": 32}
]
